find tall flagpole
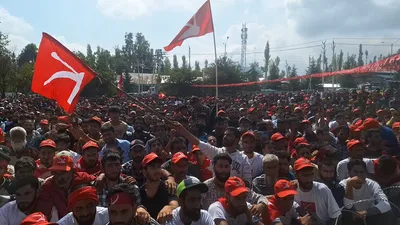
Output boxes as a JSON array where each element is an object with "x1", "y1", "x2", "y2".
[{"x1": 209, "y1": 0, "x2": 219, "y2": 113}]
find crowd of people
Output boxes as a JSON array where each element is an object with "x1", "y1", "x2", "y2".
[{"x1": 0, "y1": 88, "x2": 399, "y2": 225}]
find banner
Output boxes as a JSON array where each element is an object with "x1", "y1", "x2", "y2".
[{"x1": 192, "y1": 54, "x2": 400, "y2": 88}]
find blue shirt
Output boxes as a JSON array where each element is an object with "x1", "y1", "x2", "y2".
[{"x1": 100, "y1": 138, "x2": 131, "y2": 163}]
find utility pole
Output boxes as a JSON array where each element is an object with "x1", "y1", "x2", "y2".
[
  {"x1": 189, "y1": 46, "x2": 191, "y2": 70},
  {"x1": 308, "y1": 56, "x2": 312, "y2": 91},
  {"x1": 332, "y1": 39, "x2": 336, "y2": 92},
  {"x1": 321, "y1": 41, "x2": 327, "y2": 92},
  {"x1": 285, "y1": 60, "x2": 289, "y2": 79}
]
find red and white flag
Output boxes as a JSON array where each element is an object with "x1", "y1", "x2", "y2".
[
  {"x1": 118, "y1": 74, "x2": 124, "y2": 97},
  {"x1": 31, "y1": 33, "x2": 96, "y2": 113},
  {"x1": 164, "y1": 0, "x2": 214, "y2": 52}
]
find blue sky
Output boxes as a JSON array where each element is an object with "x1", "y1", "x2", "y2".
[{"x1": 1, "y1": 0, "x2": 400, "y2": 74}]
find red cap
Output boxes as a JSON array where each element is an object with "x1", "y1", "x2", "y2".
[
  {"x1": 172, "y1": 152, "x2": 188, "y2": 164},
  {"x1": 347, "y1": 139, "x2": 362, "y2": 151},
  {"x1": 21, "y1": 212, "x2": 57, "y2": 225},
  {"x1": 217, "y1": 110, "x2": 226, "y2": 116},
  {"x1": 82, "y1": 141, "x2": 99, "y2": 151},
  {"x1": 301, "y1": 120, "x2": 311, "y2": 125},
  {"x1": 48, "y1": 155, "x2": 74, "y2": 172},
  {"x1": 39, "y1": 139, "x2": 56, "y2": 149},
  {"x1": 353, "y1": 108, "x2": 359, "y2": 113},
  {"x1": 294, "y1": 157, "x2": 314, "y2": 171},
  {"x1": 142, "y1": 153, "x2": 160, "y2": 167},
  {"x1": 225, "y1": 176, "x2": 248, "y2": 196},
  {"x1": 58, "y1": 116, "x2": 69, "y2": 124},
  {"x1": 297, "y1": 142, "x2": 312, "y2": 148},
  {"x1": 40, "y1": 119, "x2": 49, "y2": 125},
  {"x1": 294, "y1": 137, "x2": 307, "y2": 146},
  {"x1": 393, "y1": 122, "x2": 400, "y2": 129},
  {"x1": 274, "y1": 179, "x2": 298, "y2": 198},
  {"x1": 358, "y1": 118, "x2": 380, "y2": 131},
  {"x1": 90, "y1": 116, "x2": 102, "y2": 125},
  {"x1": 241, "y1": 131, "x2": 255, "y2": 139},
  {"x1": 247, "y1": 107, "x2": 256, "y2": 113},
  {"x1": 377, "y1": 109, "x2": 384, "y2": 114},
  {"x1": 271, "y1": 133, "x2": 286, "y2": 142},
  {"x1": 192, "y1": 145, "x2": 201, "y2": 152}
]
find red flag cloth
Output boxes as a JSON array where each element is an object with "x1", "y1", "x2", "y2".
[
  {"x1": 164, "y1": 0, "x2": 214, "y2": 52},
  {"x1": 118, "y1": 74, "x2": 124, "y2": 97},
  {"x1": 32, "y1": 33, "x2": 96, "y2": 113}
]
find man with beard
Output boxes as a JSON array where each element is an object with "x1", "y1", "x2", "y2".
[
  {"x1": 340, "y1": 159, "x2": 393, "y2": 225},
  {"x1": 166, "y1": 177, "x2": 213, "y2": 225},
  {"x1": 336, "y1": 139, "x2": 375, "y2": 181},
  {"x1": 273, "y1": 151, "x2": 295, "y2": 180},
  {"x1": 132, "y1": 116, "x2": 153, "y2": 144},
  {"x1": 202, "y1": 153, "x2": 268, "y2": 217},
  {"x1": 76, "y1": 141, "x2": 102, "y2": 176},
  {"x1": 140, "y1": 153, "x2": 179, "y2": 224},
  {"x1": 170, "y1": 152, "x2": 197, "y2": 184},
  {"x1": 175, "y1": 123, "x2": 252, "y2": 185},
  {"x1": 103, "y1": 106, "x2": 128, "y2": 139},
  {"x1": 317, "y1": 160, "x2": 345, "y2": 207},
  {"x1": 0, "y1": 147, "x2": 14, "y2": 206},
  {"x1": 36, "y1": 152, "x2": 96, "y2": 221},
  {"x1": 54, "y1": 133, "x2": 81, "y2": 164},
  {"x1": 294, "y1": 157, "x2": 341, "y2": 225},
  {"x1": 57, "y1": 185, "x2": 109, "y2": 225},
  {"x1": 99, "y1": 124, "x2": 130, "y2": 163},
  {"x1": 21, "y1": 118, "x2": 45, "y2": 150},
  {"x1": 76, "y1": 116, "x2": 105, "y2": 154},
  {"x1": 35, "y1": 139, "x2": 57, "y2": 179},
  {"x1": 0, "y1": 176, "x2": 43, "y2": 224},
  {"x1": 208, "y1": 176, "x2": 261, "y2": 225},
  {"x1": 252, "y1": 154, "x2": 279, "y2": 196},
  {"x1": 10, "y1": 126, "x2": 29, "y2": 163},
  {"x1": 106, "y1": 183, "x2": 160, "y2": 225},
  {"x1": 122, "y1": 140, "x2": 149, "y2": 186}
]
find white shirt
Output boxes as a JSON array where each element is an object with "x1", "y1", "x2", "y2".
[
  {"x1": 270, "y1": 201, "x2": 300, "y2": 225},
  {"x1": 208, "y1": 201, "x2": 252, "y2": 225},
  {"x1": 246, "y1": 152, "x2": 264, "y2": 179},
  {"x1": 340, "y1": 178, "x2": 391, "y2": 213},
  {"x1": 166, "y1": 207, "x2": 213, "y2": 225},
  {"x1": 336, "y1": 158, "x2": 375, "y2": 181},
  {"x1": 295, "y1": 182, "x2": 341, "y2": 225},
  {"x1": 57, "y1": 207, "x2": 109, "y2": 225},
  {"x1": 199, "y1": 142, "x2": 252, "y2": 184},
  {"x1": 0, "y1": 200, "x2": 28, "y2": 225}
]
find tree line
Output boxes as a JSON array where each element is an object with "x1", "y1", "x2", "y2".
[{"x1": 0, "y1": 29, "x2": 398, "y2": 97}]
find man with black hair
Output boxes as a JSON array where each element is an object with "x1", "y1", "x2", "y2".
[
  {"x1": 167, "y1": 177, "x2": 213, "y2": 225},
  {"x1": 104, "y1": 106, "x2": 128, "y2": 139},
  {"x1": 273, "y1": 151, "x2": 295, "y2": 180},
  {"x1": 14, "y1": 156, "x2": 37, "y2": 180},
  {"x1": 210, "y1": 117, "x2": 229, "y2": 147},
  {"x1": 54, "y1": 133, "x2": 81, "y2": 164},
  {"x1": 175, "y1": 123, "x2": 252, "y2": 184},
  {"x1": 35, "y1": 139, "x2": 57, "y2": 179},
  {"x1": 99, "y1": 124, "x2": 130, "y2": 163},
  {"x1": 317, "y1": 160, "x2": 345, "y2": 207},
  {"x1": 0, "y1": 176, "x2": 42, "y2": 224},
  {"x1": 0, "y1": 147, "x2": 14, "y2": 207},
  {"x1": 340, "y1": 159, "x2": 393, "y2": 225},
  {"x1": 107, "y1": 183, "x2": 160, "y2": 225},
  {"x1": 132, "y1": 116, "x2": 153, "y2": 144}
]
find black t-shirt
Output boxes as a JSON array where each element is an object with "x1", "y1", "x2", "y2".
[{"x1": 140, "y1": 181, "x2": 177, "y2": 219}]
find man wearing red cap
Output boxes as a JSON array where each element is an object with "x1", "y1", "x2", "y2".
[
  {"x1": 262, "y1": 179, "x2": 311, "y2": 225},
  {"x1": 241, "y1": 132, "x2": 263, "y2": 179},
  {"x1": 21, "y1": 212, "x2": 58, "y2": 225},
  {"x1": 293, "y1": 157, "x2": 341, "y2": 225},
  {"x1": 208, "y1": 177, "x2": 260, "y2": 225},
  {"x1": 140, "y1": 153, "x2": 178, "y2": 224},
  {"x1": 38, "y1": 120, "x2": 50, "y2": 135},
  {"x1": 76, "y1": 141, "x2": 102, "y2": 176},
  {"x1": 57, "y1": 185, "x2": 109, "y2": 225},
  {"x1": 170, "y1": 152, "x2": 197, "y2": 184},
  {"x1": 270, "y1": 132, "x2": 288, "y2": 152},
  {"x1": 36, "y1": 152, "x2": 96, "y2": 220},
  {"x1": 336, "y1": 139, "x2": 375, "y2": 181},
  {"x1": 107, "y1": 183, "x2": 160, "y2": 225},
  {"x1": 35, "y1": 139, "x2": 57, "y2": 179}
]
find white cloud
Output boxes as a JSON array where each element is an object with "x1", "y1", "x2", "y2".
[
  {"x1": 53, "y1": 36, "x2": 87, "y2": 53},
  {"x1": 0, "y1": 6, "x2": 34, "y2": 53},
  {"x1": 97, "y1": 0, "x2": 236, "y2": 20}
]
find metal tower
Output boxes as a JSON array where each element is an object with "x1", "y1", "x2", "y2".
[{"x1": 241, "y1": 24, "x2": 248, "y2": 67}]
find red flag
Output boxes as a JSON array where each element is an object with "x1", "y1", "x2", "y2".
[
  {"x1": 32, "y1": 33, "x2": 96, "y2": 113},
  {"x1": 164, "y1": 0, "x2": 214, "y2": 52},
  {"x1": 118, "y1": 74, "x2": 124, "y2": 97}
]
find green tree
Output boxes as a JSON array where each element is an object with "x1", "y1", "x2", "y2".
[
  {"x1": 264, "y1": 41, "x2": 270, "y2": 78},
  {"x1": 195, "y1": 61, "x2": 201, "y2": 72},
  {"x1": 204, "y1": 59, "x2": 208, "y2": 69},
  {"x1": 338, "y1": 50, "x2": 344, "y2": 70},
  {"x1": 244, "y1": 62, "x2": 260, "y2": 82},
  {"x1": 173, "y1": 55, "x2": 179, "y2": 70},
  {"x1": 279, "y1": 70, "x2": 286, "y2": 78},
  {"x1": 305, "y1": 57, "x2": 322, "y2": 88},
  {"x1": 14, "y1": 62, "x2": 34, "y2": 93},
  {"x1": 163, "y1": 57, "x2": 171, "y2": 74},
  {"x1": 373, "y1": 56, "x2": 377, "y2": 63},
  {"x1": 204, "y1": 57, "x2": 242, "y2": 85},
  {"x1": 289, "y1": 65, "x2": 299, "y2": 91},
  {"x1": 339, "y1": 53, "x2": 357, "y2": 88},
  {"x1": 17, "y1": 43, "x2": 37, "y2": 66},
  {"x1": 0, "y1": 33, "x2": 15, "y2": 97},
  {"x1": 358, "y1": 44, "x2": 364, "y2": 66},
  {"x1": 181, "y1": 55, "x2": 188, "y2": 69},
  {"x1": 133, "y1": 33, "x2": 153, "y2": 73},
  {"x1": 122, "y1": 32, "x2": 135, "y2": 71},
  {"x1": 86, "y1": 44, "x2": 96, "y2": 68}
]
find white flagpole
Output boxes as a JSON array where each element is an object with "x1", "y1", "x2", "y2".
[{"x1": 209, "y1": 0, "x2": 219, "y2": 113}]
